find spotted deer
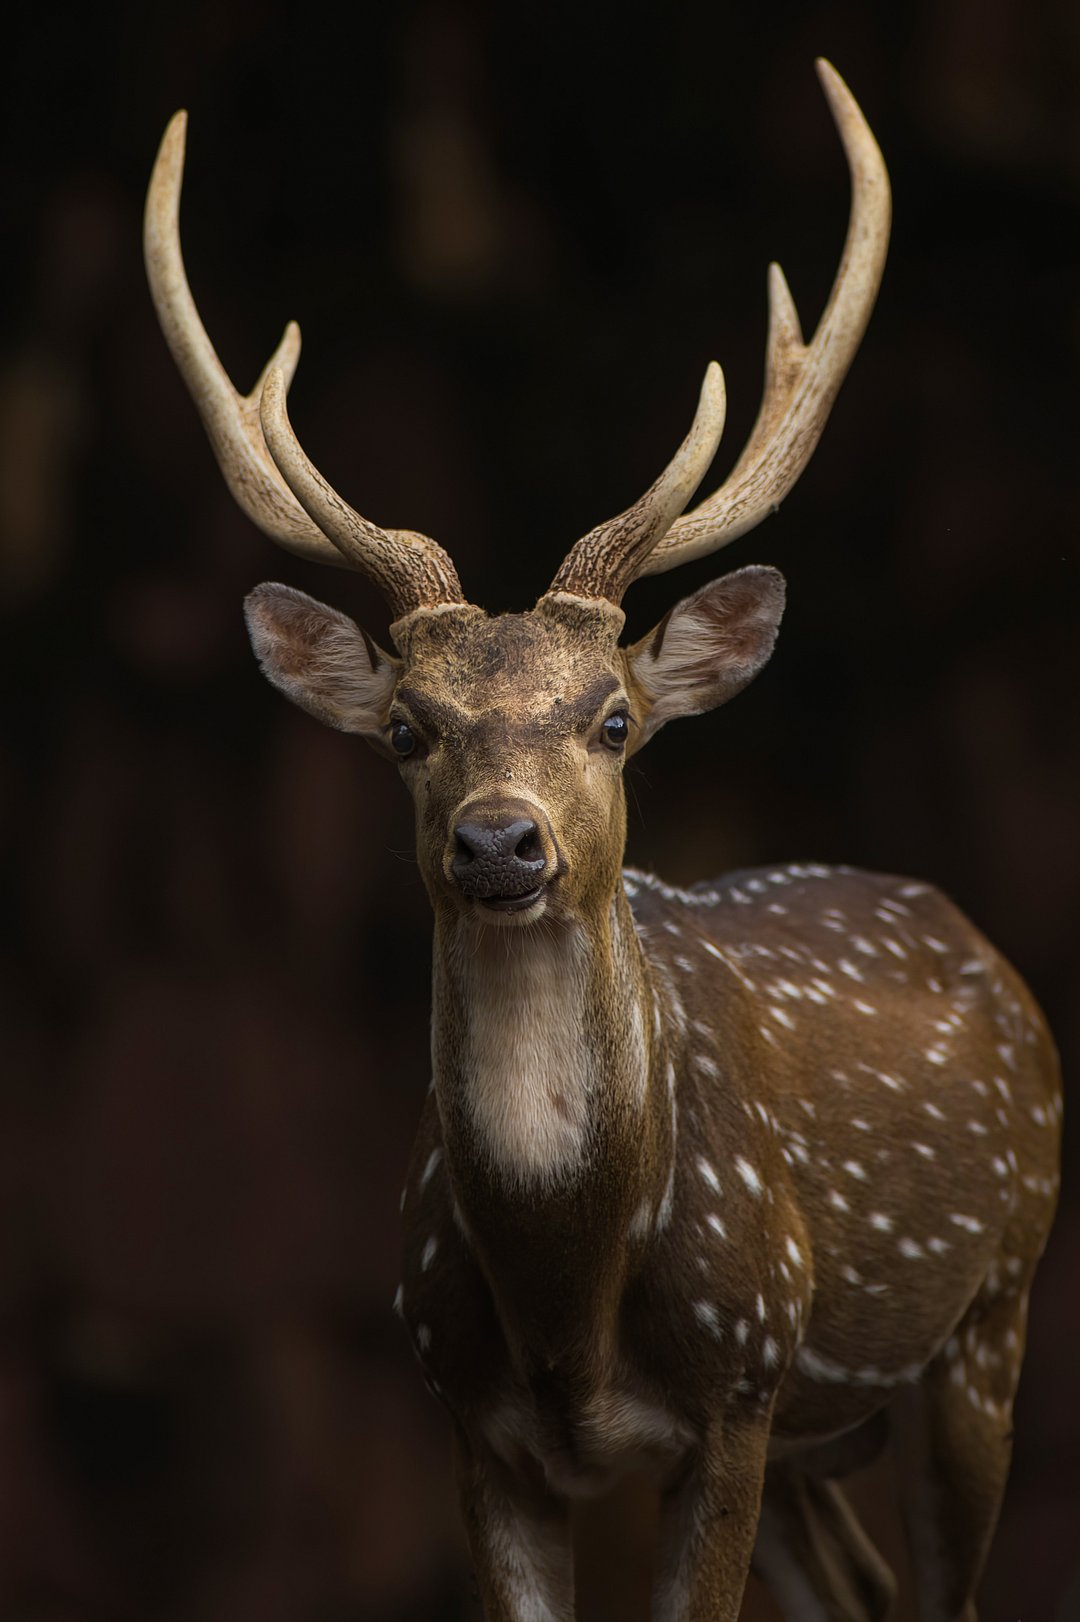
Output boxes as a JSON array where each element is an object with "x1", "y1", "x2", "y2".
[{"x1": 145, "y1": 61, "x2": 1061, "y2": 1622}]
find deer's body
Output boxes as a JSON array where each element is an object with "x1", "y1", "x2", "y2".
[
  {"x1": 395, "y1": 779, "x2": 1059, "y2": 1618},
  {"x1": 402, "y1": 862, "x2": 1058, "y2": 1495},
  {"x1": 145, "y1": 60, "x2": 1061, "y2": 1620}
]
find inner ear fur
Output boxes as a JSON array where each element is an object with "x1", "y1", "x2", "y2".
[
  {"x1": 244, "y1": 582, "x2": 400, "y2": 745},
  {"x1": 625, "y1": 565, "x2": 786, "y2": 747}
]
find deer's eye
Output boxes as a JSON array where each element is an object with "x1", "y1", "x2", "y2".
[
  {"x1": 391, "y1": 721, "x2": 417, "y2": 757},
  {"x1": 601, "y1": 712, "x2": 629, "y2": 751}
]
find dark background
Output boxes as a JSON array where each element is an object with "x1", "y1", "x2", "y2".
[{"x1": 2, "y1": 1, "x2": 1078, "y2": 1617}]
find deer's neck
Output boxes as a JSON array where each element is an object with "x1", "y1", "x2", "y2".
[{"x1": 431, "y1": 891, "x2": 674, "y2": 1355}]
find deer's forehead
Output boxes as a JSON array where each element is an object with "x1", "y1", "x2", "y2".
[{"x1": 398, "y1": 610, "x2": 625, "y2": 724}]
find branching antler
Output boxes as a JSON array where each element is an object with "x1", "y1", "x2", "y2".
[
  {"x1": 143, "y1": 110, "x2": 465, "y2": 620},
  {"x1": 547, "y1": 59, "x2": 891, "y2": 604},
  {"x1": 547, "y1": 364, "x2": 727, "y2": 603},
  {"x1": 147, "y1": 59, "x2": 888, "y2": 619}
]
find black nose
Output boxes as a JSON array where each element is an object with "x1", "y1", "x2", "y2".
[{"x1": 451, "y1": 816, "x2": 546, "y2": 898}]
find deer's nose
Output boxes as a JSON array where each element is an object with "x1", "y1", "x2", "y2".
[{"x1": 449, "y1": 807, "x2": 552, "y2": 900}]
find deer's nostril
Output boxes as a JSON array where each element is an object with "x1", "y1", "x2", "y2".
[
  {"x1": 455, "y1": 831, "x2": 478, "y2": 866},
  {"x1": 514, "y1": 826, "x2": 541, "y2": 862}
]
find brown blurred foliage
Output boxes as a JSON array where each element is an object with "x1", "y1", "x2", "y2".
[{"x1": 1, "y1": 1, "x2": 1078, "y2": 1617}]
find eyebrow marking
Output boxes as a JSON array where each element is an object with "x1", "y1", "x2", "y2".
[
  {"x1": 394, "y1": 686, "x2": 463, "y2": 733},
  {"x1": 549, "y1": 674, "x2": 622, "y2": 728},
  {"x1": 395, "y1": 674, "x2": 623, "y2": 738}
]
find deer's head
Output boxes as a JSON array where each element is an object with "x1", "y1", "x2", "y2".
[{"x1": 144, "y1": 61, "x2": 889, "y2": 930}]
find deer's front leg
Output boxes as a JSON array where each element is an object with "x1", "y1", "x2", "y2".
[
  {"x1": 654, "y1": 1411, "x2": 771, "y2": 1622},
  {"x1": 455, "y1": 1431, "x2": 574, "y2": 1621}
]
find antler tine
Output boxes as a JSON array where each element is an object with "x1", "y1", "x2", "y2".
[
  {"x1": 638, "y1": 58, "x2": 891, "y2": 579},
  {"x1": 144, "y1": 111, "x2": 466, "y2": 617},
  {"x1": 259, "y1": 368, "x2": 465, "y2": 620},
  {"x1": 547, "y1": 361, "x2": 727, "y2": 604},
  {"x1": 144, "y1": 111, "x2": 347, "y2": 568}
]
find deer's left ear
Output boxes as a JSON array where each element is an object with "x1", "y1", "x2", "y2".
[{"x1": 624, "y1": 565, "x2": 785, "y2": 749}]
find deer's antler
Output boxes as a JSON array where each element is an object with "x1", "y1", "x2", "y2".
[
  {"x1": 143, "y1": 111, "x2": 466, "y2": 620},
  {"x1": 548, "y1": 59, "x2": 891, "y2": 605},
  {"x1": 547, "y1": 364, "x2": 728, "y2": 604}
]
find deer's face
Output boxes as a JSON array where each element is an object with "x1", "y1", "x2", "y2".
[
  {"x1": 383, "y1": 598, "x2": 633, "y2": 927},
  {"x1": 245, "y1": 568, "x2": 785, "y2": 930}
]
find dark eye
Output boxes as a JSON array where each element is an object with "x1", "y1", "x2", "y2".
[
  {"x1": 390, "y1": 721, "x2": 416, "y2": 758},
  {"x1": 601, "y1": 712, "x2": 629, "y2": 750}
]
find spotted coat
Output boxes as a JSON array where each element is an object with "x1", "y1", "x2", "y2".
[{"x1": 398, "y1": 862, "x2": 1060, "y2": 1507}]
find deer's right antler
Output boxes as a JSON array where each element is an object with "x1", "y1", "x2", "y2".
[{"x1": 144, "y1": 111, "x2": 466, "y2": 621}]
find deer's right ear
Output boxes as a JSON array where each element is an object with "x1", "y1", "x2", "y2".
[{"x1": 244, "y1": 583, "x2": 400, "y2": 749}]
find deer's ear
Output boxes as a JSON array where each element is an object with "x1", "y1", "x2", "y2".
[
  {"x1": 244, "y1": 583, "x2": 400, "y2": 749},
  {"x1": 625, "y1": 566, "x2": 785, "y2": 748}
]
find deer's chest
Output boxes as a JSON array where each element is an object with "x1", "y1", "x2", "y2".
[{"x1": 475, "y1": 1375, "x2": 695, "y2": 1499}]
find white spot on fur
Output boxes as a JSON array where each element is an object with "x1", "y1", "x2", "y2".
[
  {"x1": 736, "y1": 1157, "x2": 763, "y2": 1196},
  {"x1": 697, "y1": 1157, "x2": 721, "y2": 1194},
  {"x1": 796, "y1": 1345, "x2": 852, "y2": 1383},
  {"x1": 419, "y1": 1147, "x2": 442, "y2": 1189},
  {"x1": 693, "y1": 1300, "x2": 721, "y2": 1336}
]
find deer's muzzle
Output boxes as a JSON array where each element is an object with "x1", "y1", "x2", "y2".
[{"x1": 448, "y1": 800, "x2": 558, "y2": 910}]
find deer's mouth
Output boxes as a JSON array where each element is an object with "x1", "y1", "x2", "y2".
[{"x1": 479, "y1": 885, "x2": 546, "y2": 914}]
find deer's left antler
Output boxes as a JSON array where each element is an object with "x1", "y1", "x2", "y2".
[{"x1": 548, "y1": 59, "x2": 891, "y2": 605}]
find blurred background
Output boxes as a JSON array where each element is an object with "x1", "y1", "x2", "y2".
[{"x1": 2, "y1": 0, "x2": 1078, "y2": 1617}]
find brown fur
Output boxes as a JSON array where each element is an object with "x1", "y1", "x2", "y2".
[
  {"x1": 149, "y1": 64, "x2": 1029, "y2": 1617},
  {"x1": 246, "y1": 571, "x2": 1061, "y2": 1621}
]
